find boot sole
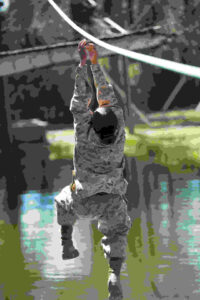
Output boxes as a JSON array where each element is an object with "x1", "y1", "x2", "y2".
[{"x1": 62, "y1": 249, "x2": 79, "y2": 260}]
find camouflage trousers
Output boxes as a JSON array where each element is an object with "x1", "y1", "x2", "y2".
[{"x1": 55, "y1": 186, "x2": 131, "y2": 259}]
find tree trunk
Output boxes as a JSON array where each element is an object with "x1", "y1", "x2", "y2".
[{"x1": 0, "y1": 77, "x2": 18, "y2": 209}]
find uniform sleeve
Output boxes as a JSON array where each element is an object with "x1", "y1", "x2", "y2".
[
  {"x1": 70, "y1": 65, "x2": 92, "y2": 114},
  {"x1": 90, "y1": 64, "x2": 118, "y2": 107},
  {"x1": 70, "y1": 65, "x2": 92, "y2": 143}
]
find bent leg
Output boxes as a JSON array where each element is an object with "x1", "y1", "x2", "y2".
[
  {"x1": 55, "y1": 186, "x2": 79, "y2": 259},
  {"x1": 55, "y1": 201, "x2": 77, "y2": 226},
  {"x1": 98, "y1": 194, "x2": 131, "y2": 259},
  {"x1": 98, "y1": 194, "x2": 131, "y2": 300},
  {"x1": 55, "y1": 185, "x2": 77, "y2": 226}
]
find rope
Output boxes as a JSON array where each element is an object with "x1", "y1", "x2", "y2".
[
  {"x1": 48, "y1": 0, "x2": 200, "y2": 79},
  {"x1": 0, "y1": 26, "x2": 166, "y2": 57},
  {"x1": 0, "y1": 41, "x2": 78, "y2": 57}
]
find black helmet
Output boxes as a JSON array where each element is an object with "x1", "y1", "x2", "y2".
[{"x1": 91, "y1": 107, "x2": 118, "y2": 145}]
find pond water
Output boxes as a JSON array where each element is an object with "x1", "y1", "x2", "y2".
[{"x1": 1, "y1": 158, "x2": 200, "y2": 299}]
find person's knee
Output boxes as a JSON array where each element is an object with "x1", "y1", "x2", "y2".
[
  {"x1": 101, "y1": 234, "x2": 128, "y2": 259},
  {"x1": 56, "y1": 202, "x2": 76, "y2": 226},
  {"x1": 98, "y1": 219, "x2": 131, "y2": 237}
]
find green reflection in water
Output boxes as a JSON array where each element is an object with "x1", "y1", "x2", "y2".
[
  {"x1": 54, "y1": 223, "x2": 109, "y2": 300},
  {"x1": 20, "y1": 191, "x2": 55, "y2": 260},
  {"x1": 160, "y1": 181, "x2": 168, "y2": 193},
  {"x1": 176, "y1": 180, "x2": 200, "y2": 286},
  {"x1": 38, "y1": 209, "x2": 54, "y2": 228},
  {"x1": 0, "y1": 220, "x2": 42, "y2": 300},
  {"x1": 126, "y1": 218, "x2": 176, "y2": 299},
  {"x1": 160, "y1": 203, "x2": 169, "y2": 211},
  {"x1": 161, "y1": 219, "x2": 168, "y2": 229}
]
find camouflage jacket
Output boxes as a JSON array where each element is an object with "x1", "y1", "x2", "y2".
[{"x1": 69, "y1": 63, "x2": 128, "y2": 199}]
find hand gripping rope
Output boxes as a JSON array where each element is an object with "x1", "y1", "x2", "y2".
[{"x1": 48, "y1": 0, "x2": 200, "y2": 79}]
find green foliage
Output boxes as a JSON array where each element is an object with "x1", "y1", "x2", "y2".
[
  {"x1": 98, "y1": 57, "x2": 110, "y2": 70},
  {"x1": 152, "y1": 109, "x2": 199, "y2": 119},
  {"x1": 49, "y1": 141, "x2": 74, "y2": 160},
  {"x1": 47, "y1": 111, "x2": 200, "y2": 174},
  {"x1": 128, "y1": 63, "x2": 140, "y2": 79}
]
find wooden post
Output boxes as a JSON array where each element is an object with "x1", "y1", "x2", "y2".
[
  {"x1": 123, "y1": 56, "x2": 135, "y2": 133},
  {"x1": 162, "y1": 76, "x2": 186, "y2": 111},
  {"x1": 0, "y1": 76, "x2": 18, "y2": 209},
  {"x1": 133, "y1": 0, "x2": 140, "y2": 26}
]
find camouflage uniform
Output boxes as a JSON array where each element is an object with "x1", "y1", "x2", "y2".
[{"x1": 55, "y1": 64, "x2": 131, "y2": 259}]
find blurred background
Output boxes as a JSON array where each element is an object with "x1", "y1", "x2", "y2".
[{"x1": 1, "y1": 1, "x2": 200, "y2": 299}]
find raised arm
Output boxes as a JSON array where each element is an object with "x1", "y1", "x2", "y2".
[
  {"x1": 70, "y1": 40, "x2": 92, "y2": 115},
  {"x1": 86, "y1": 43, "x2": 119, "y2": 107}
]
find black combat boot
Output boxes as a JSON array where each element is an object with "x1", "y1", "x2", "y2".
[
  {"x1": 61, "y1": 225, "x2": 79, "y2": 260},
  {"x1": 108, "y1": 257, "x2": 123, "y2": 300}
]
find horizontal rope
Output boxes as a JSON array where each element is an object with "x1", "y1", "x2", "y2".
[
  {"x1": 48, "y1": 0, "x2": 200, "y2": 79},
  {"x1": 0, "y1": 25, "x2": 166, "y2": 58},
  {"x1": 0, "y1": 41, "x2": 77, "y2": 57}
]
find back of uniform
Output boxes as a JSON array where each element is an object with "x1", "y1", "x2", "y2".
[{"x1": 69, "y1": 64, "x2": 128, "y2": 199}]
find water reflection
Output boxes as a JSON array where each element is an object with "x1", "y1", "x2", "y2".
[
  {"x1": 19, "y1": 191, "x2": 108, "y2": 299},
  {"x1": 0, "y1": 220, "x2": 42, "y2": 300},
  {"x1": 175, "y1": 180, "x2": 200, "y2": 295},
  {"x1": 20, "y1": 191, "x2": 93, "y2": 281},
  {"x1": 126, "y1": 174, "x2": 200, "y2": 299},
  {"x1": 2, "y1": 169, "x2": 200, "y2": 299},
  {"x1": 146, "y1": 177, "x2": 200, "y2": 299}
]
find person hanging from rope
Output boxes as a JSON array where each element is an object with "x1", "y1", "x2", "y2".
[{"x1": 55, "y1": 39, "x2": 131, "y2": 300}]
